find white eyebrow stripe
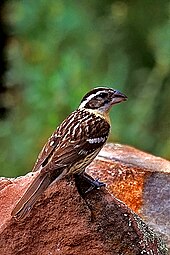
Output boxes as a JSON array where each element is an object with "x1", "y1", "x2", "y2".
[{"x1": 79, "y1": 90, "x2": 106, "y2": 108}]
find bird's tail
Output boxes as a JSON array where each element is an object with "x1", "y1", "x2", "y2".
[{"x1": 11, "y1": 172, "x2": 52, "y2": 220}]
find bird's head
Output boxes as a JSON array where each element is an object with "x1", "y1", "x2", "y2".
[{"x1": 79, "y1": 87, "x2": 127, "y2": 114}]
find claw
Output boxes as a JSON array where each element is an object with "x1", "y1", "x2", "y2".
[
  {"x1": 85, "y1": 179, "x2": 106, "y2": 193},
  {"x1": 79, "y1": 172, "x2": 106, "y2": 193}
]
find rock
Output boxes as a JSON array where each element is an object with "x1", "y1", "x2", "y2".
[
  {"x1": 87, "y1": 144, "x2": 170, "y2": 248},
  {"x1": 0, "y1": 143, "x2": 169, "y2": 255}
]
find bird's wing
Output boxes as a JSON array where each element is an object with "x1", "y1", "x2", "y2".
[
  {"x1": 33, "y1": 110, "x2": 110, "y2": 175},
  {"x1": 33, "y1": 113, "x2": 110, "y2": 176},
  {"x1": 32, "y1": 133, "x2": 61, "y2": 172}
]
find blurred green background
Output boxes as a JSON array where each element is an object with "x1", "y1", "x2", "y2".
[{"x1": 0, "y1": 0, "x2": 170, "y2": 177}]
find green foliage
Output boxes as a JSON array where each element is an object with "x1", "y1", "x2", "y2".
[{"x1": 1, "y1": 0, "x2": 170, "y2": 177}]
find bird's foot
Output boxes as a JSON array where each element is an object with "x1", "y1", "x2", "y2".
[
  {"x1": 80, "y1": 172, "x2": 106, "y2": 193},
  {"x1": 85, "y1": 179, "x2": 105, "y2": 193}
]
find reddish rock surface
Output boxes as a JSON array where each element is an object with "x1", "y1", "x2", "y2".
[
  {"x1": 87, "y1": 144, "x2": 170, "y2": 247},
  {"x1": 0, "y1": 143, "x2": 169, "y2": 255}
]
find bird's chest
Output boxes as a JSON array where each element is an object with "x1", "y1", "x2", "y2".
[{"x1": 67, "y1": 147, "x2": 101, "y2": 175}]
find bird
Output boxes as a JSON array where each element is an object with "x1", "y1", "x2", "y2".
[{"x1": 11, "y1": 87, "x2": 127, "y2": 219}]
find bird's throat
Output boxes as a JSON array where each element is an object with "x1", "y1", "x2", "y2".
[{"x1": 83, "y1": 108, "x2": 111, "y2": 125}]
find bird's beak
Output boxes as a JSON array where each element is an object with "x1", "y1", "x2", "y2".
[{"x1": 112, "y1": 90, "x2": 128, "y2": 105}]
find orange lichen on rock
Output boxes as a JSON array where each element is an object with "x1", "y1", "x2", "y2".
[
  {"x1": 86, "y1": 143, "x2": 170, "y2": 218},
  {"x1": 87, "y1": 159, "x2": 151, "y2": 214},
  {"x1": 107, "y1": 167, "x2": 151, "y2": 214}
]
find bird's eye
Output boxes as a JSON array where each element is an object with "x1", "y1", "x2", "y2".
[{"x1": 99, "y1": 92, "x2": 108, "y2": 98}]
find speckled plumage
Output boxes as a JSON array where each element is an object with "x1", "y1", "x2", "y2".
[
  {"x1": 11, "y1": 87, "x2": 127, "y2": 219},
  {"x1": 32, "y1": 109, "x2": 110, "y2": 176}
]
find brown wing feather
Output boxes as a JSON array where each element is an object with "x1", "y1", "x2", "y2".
[
  {"x1": 33, "y1": 109, "x2": 110, "y2": 175},
  {"x1": 12, "y1": 109, "x2": 110, "y2": 219},
  {"x1": 32, "y1": 135, "x2": 61, "y2": 172},
  {"x1": 39, "y1": 110, "x2": 110, "y2": 175}
]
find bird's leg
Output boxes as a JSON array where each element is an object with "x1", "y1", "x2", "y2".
[{"x1": 80, "y1": 172, "x2": 106, "y2": 193}]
